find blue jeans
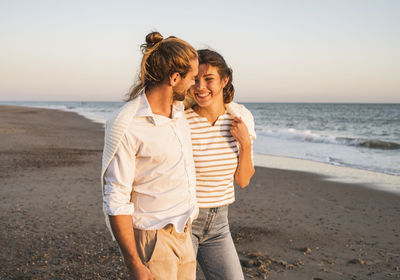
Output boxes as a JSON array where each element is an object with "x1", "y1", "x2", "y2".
[{"x1": 191, "y1": 205, "x2": 244, "y2": 280}]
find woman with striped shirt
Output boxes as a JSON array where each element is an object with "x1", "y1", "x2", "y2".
[{"x1": 185, "y1": 49, "x2": 255, "y2": 280}]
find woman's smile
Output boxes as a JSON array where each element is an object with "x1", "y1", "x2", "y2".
[
  {"x1": 191, "y1": 64, "x2": 227, "y2": 108},
  {"x1": 195, "y1": 91, "x2": 211, "y2": 99}
]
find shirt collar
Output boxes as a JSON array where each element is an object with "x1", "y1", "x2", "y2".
[
  {"x1": 133, "y1": 88, "x2": 184, "y2": 125},
  {"x1": 171, "y1": 101, "x2": 184, "y2": 120},
  {"x1": 133, "y1": 89, "x2": 153, "y2": 118}
]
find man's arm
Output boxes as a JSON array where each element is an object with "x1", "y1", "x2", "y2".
[
  {"x1": 109, "y1": 215, "x2": 152, "y2": 280},
  {"x1": 104, "y1": 135, "x2": 152, "y2": 279}
]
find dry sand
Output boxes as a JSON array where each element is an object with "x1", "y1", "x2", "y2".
[{"x1": 0, "y1": 105, "x2": 399, "y2": 280}]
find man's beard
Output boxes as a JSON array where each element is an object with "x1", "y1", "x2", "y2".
[{"x1": 172, "y1": 88, "x2": 187, "y2": 101}]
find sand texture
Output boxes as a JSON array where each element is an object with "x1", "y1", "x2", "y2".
[{"x1": 1, "y1": 105, "x2": 399, "y2": 280}]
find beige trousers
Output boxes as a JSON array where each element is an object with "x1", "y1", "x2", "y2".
[{"x1": 134, "y1": 222, "x2": 196, "y2": 280}]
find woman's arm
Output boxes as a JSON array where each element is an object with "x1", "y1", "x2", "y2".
[{"x1": 230, "y1": 117, "x2": 255, "y2": 188}]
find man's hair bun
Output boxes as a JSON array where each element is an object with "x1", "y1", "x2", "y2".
[{"x1": 141, "y1": 32, "x2": 163, "y2": 52}]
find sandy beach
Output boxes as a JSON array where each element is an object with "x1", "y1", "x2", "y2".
[{"x1": 1, "y1": 105, "x2": 399, "y2": 280}]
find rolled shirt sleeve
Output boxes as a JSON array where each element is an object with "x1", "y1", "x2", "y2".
[{"x1": 103, "y1": 134, "x2": 136, "y2": 216}]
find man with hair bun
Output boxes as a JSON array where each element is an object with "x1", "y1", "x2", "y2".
[{"x1": 101, "y1": 31, "x2": 199, "y2": 279}]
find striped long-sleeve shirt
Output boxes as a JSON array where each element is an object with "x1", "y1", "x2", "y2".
[{"x1": 185, "y1": 108, "x2": 239, "y2": 208}]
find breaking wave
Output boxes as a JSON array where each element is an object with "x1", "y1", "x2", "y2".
[{"x1": 257, "y1": 128, "x2": 400, "y2": 150}]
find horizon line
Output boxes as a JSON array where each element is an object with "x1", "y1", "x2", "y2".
[{"x1": 1, "y1": 100, "x2": 400, "y2": 105}]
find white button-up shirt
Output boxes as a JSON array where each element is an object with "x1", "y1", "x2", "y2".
[{"x1": 103, "y1": 94, "x2": 198, "y2": 233}]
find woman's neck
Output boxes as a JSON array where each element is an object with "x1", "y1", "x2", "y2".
[{"x1": 194, "y1": 100, "x2": 226, "y2": 125}]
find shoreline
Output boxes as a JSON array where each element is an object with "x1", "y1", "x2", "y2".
[
  {"x1": 254, "y1": 153, "x2": 400, "y2": 195},
  {"x1": 1, "y1": 102, "x2": 399, "y2": 182},
  {"x1": 1, "y1": 105, "x2": 399, "y2": 279}
]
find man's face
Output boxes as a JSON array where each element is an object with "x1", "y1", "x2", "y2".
[{"x1": 173, "y1": 59, "x2": 199, "y2": 101}]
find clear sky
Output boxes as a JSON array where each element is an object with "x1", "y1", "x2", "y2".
[{"x1": 1, "y1": 0, "x2": 399, "y2": 102}]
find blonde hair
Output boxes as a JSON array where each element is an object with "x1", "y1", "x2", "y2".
[{"x1": 126, "y1": 32, "x2": 198, "y2": 101}]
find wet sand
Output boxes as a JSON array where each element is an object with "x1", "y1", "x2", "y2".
[{"x1": 0, "y1": 105, "x2": 399, "y2": 280}]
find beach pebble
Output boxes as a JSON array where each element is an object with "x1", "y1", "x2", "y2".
[
  {"x1": 348, "y1": 258, "x2": 365, "y2": 265},
  {"x1": 285, "y1": 264, "x2": 294, "y2": 270},
  {"x1": 299, "y1": 247, "x2": 312, "y2": 254},
  {"x1": 240, "y1": 257, "x2": 255, "y2": 267},
  {"x1": 279, "y1": 260, "x2": 288, "y2": 266},
  {"x1": 247, "y1": 251, "x2": 264, "y2": 258}
]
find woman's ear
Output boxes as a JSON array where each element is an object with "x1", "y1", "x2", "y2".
[
  {"x1": 222, "y1": 76, "x2": 229, "y2": 88},
  {"x1": 169, "y1": 72, "x2": 181, "y2": 86}
]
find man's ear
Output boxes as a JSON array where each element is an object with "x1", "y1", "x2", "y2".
[{"x1": 169, "y1": 72, "x2": 181, "y2": 86}]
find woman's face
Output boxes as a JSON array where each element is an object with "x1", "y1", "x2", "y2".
[{"x1": 190, "y1": 64, "x2": 228, "y2": 108}]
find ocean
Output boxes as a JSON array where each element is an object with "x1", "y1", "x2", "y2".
[{"x1": 2, "y1": 101, "x2": 399, "y2": 178}]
